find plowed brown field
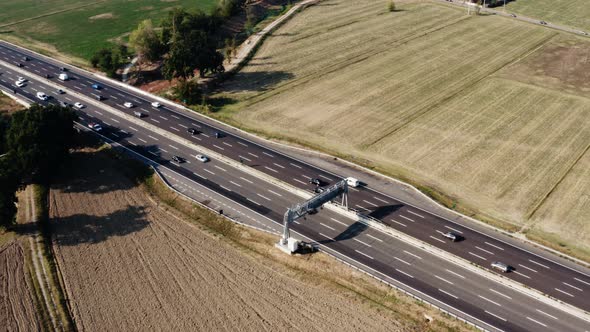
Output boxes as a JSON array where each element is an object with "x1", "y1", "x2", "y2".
[
  {"x1": 0, "y1": 241, "x2": 41, "y2": 331},
  {"x1": 49, "y1": 150, "x2": 412, "y2": 331}
]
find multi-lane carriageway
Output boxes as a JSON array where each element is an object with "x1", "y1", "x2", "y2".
[{"x1": 1, "y1": 40, "x2": 589, "y2": 331}]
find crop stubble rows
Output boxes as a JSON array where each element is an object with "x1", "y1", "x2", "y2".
[{"x1": 0, "y1": 242, "x2": 41, "y2": 331}]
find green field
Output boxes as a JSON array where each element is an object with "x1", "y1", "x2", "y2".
[
  {"x1": 504, "y1": 0, "x2": 590, "y2": 32},
  {"x1": 0, "y1": 0, "x2": 217, "y2": 60},
  {"x1": 216, "y1": 1, "x2": 590, "y2": 259}
]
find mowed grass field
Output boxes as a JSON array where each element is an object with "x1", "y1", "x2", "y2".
[
  {"x1": 504, "y1": 0, "x2": 590, "y2": 32},
  {"x1": 217, "y1": 1, "x2": 590, "y2": 257},
  {"x1": 0, "y1": 0, "x2": 216, "y2": 60}
]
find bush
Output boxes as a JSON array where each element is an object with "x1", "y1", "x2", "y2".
[
  {"x1": 90, "y1": 46, "x2": 126, "y2": 78},
  {"x1": 216, "y1": 0, "x2": 242, "y2": 18},
  {"x1": 388, "y1": 0, "x2": 396, "y2": 12},
  {"x1": 173, "y1": 80, "x2": 202, "y2": 105}
]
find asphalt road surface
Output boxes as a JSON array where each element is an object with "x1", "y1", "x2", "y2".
[{"x1": 1, "y1": 42, "x2": 589, "y2": 331}]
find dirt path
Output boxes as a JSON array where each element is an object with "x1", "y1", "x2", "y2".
[
  {"x1": 224, "y1": 0, "x2": 320, "y2": 74},
  {"x1": 0, "y1": 242, "x2": 41, "y2": 331},
  {"x1": 49, "y1": 149, "x2": 411, "y2": 331},
  {"x1": 23, "y1": 185, "x2": 67, "y2": 332}
]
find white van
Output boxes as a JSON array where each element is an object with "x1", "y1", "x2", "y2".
[
  {"x1": 58, "y1": 73, "x2": 69, "y2": 81},
  {"x1": 346, "y1": 177, "x2": 360, "y2": 188}
]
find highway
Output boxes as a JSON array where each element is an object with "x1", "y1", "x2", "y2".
[{"x1": 1, "y1": 41, "x2": 589, "y2": 331}]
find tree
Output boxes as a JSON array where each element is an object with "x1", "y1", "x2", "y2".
[
  {"x1": 162, "y1": 9, "x2": 224, "y2": 80},
  {"x1": 388, "y1": 0, "x2": 396, "y2": 12},
  {"x1": 215, "y1": 0, "x2": 241, "y2": 18},
  {"x1": 0, "y1": 113, "x2": 9, "y2": 154},
  {"x1": 6, "y1": 104, "x2": 77, "y2": 182},
  {"x1": 173, "y1": 79, "x2": 202, "y2": 104},
  {"x1": 0, "y1": 159, "x2": 19, "y2": 227},
  {"x1": 90, "y1": 47, "x2": 123, "y2": 77},
  {"x1": 0, "y1": 104, "x2": 76, "y2": 227},
  {"x1": 129, "y1": 19, "x2": 164, "y2": 63}
]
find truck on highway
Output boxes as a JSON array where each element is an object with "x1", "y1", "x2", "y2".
[
  {"x1": 58, "y1": 73, "x2": 69, "y2": 81},
  {"x1": 346, "y1": 177, "x2": 360, "y2": 188}
]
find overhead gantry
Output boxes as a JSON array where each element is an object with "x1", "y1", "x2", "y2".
[{"x1": 276, "y1": 179, "x2": 348, "y2": 254}]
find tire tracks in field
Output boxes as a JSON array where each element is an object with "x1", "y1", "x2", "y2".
[
  {"x1": 0, "y1": 1, "x2": 107, "y2": 29},
  {"x1": 526, "y1": 141, "x2": 590, "y2": 222},
  {"x1": 241, "y1": 12, "x2": 472, "y2": 107},
  {"x1": 365, "y1": 31, "x2": 558, "y2": 148}
]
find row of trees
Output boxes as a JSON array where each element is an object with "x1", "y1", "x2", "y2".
[
  {"x1": 0, "y1": 104, "x2": 77, "y2": 227},
  {"x1": 92, "y1": 2, "x2": 234, "y2": 82}
]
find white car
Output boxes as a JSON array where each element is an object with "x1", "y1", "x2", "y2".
[
  {"x1": 87, "y1": 122, "x2": 102, "y2": 131},
  {"x1": 17, "y1": 77, "x2": 26, "y2": 83},
  {"x1": 123, "y1": 102, "x2": 134, "y2": 108},
  {"x1": 195, "y1": 154, "x2": 209, "y2": 163},
  {"x1": 151, "y1": 101, "x2": 161, "y2": 108},
  {"x1": 15, "y1": 80, "x2": 26, "y2": 87},
  {"x1": 74, "y1": 102, "x2": 85, "y2": 109},
  {"x1": 36, "y1": 92, "x2": 48, "y2": 101}
]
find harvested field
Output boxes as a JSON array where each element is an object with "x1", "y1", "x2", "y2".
[
  {"x1": 49, "y1": 148, "x2": 420, "y2": 331},
  {"x1": 216, "y1": 1, "x2": 590, "y2": 257},
  {"x1": 0, "y1": 241, "x2": 41, "y2": 331}
]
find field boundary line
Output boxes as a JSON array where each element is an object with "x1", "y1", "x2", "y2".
[
  {"x1": 26, "y1": 187, "x2": 62, "y2": 331},
  {"x1": 366, "y1": 30, "x2": 558, "y2": 147},
  {"x1": 0, "y1": 1, "x2": 108, "y2": 29},
  {"x1": 526, "y1": 141, "x2": 590, "y2": 221}
]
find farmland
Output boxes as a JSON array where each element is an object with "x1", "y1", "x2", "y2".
[
  {"x1": 216, "y1": 1, "x2": 590, "y2": 257},
  {"x1": 0, "y1": 0, "x2": 217, "y2": 61},
  {"x1": 48, "y1": 147, "x2": 459, "y2": 331},
  {"x1": 0, "y1": 242, "x2": 41, "y2": 331},
  {"x1": 504, "y1": 0, "x2": 590, "y2": 32}
]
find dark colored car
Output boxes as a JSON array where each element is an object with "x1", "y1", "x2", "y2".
[
  {"x1": 15, "y1": 62, "x2": 23, "y2": 67},
  {"x1": 56, "y1": 89, "x2": 65, "y2": 94},
  {"x1": 45, "y1": 74, "x2": 52, "y2": 79},
  {"x1": 172, "y1": 155, "x2": 185, "y2": 163},
  {"x1": 309, "y1": 178, "x2": 322, "y2": 186},
  {"x1": 442, "y1": 231, "x2": 463, "y2": 242},
  {"x1": 214, "y1": 131, "x2": 224, "y2": 138},
  {"x1": 59, "y1": 101, "x2": 70, "y2": 108},
  {"x1": 92, "y1": 83, "x2": 102, "y2": 90},
  {"x1": 187, "y1": 128, "x2": 199, "y2": 135},
  {"x1": 22, "y1": 56, "x2": 29, "y2": 61},
  {"x1": 95, "y1": 95, "x2": 104, "y2": 101},
  {"x1": 60, "y1": 67, "x2": 68, "y2": 72}
]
